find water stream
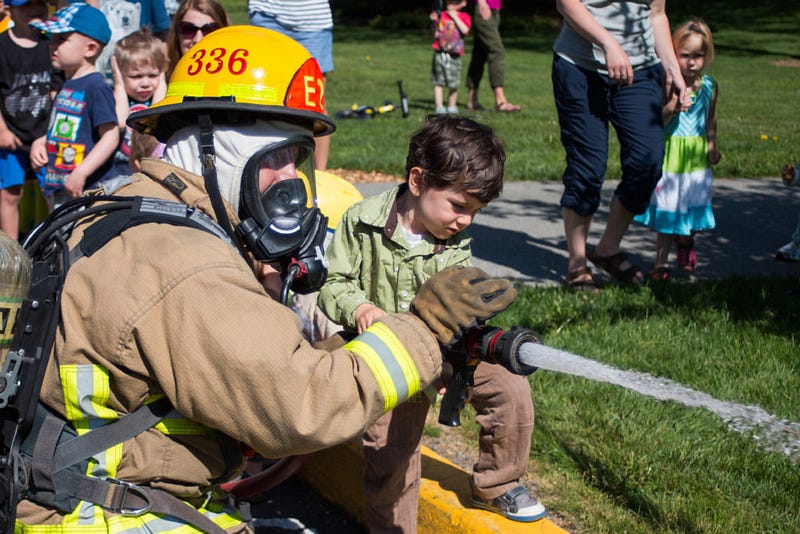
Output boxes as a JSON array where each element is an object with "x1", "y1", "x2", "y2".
[{"x1": 519, "y1": 343, "x2": 800, "y2": 462}]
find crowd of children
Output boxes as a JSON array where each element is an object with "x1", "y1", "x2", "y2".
[{"x1": 0, "y1": 1, "x2": 168, "y2": 239}]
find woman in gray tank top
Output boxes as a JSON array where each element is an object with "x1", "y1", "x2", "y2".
[{"x1": 551, "y1": 0, "x2": 686, "y2": 291}]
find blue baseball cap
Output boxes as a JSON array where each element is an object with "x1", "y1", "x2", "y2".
[
  {"x1": 30, "y1": 2, "x2": 111, "y2": 45},
  {"x1": 8, "y1": 0, "x2": 33, "y2": 6}
]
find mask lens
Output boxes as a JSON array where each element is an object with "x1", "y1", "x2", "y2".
[
  {"x1": 240, "y1": 136, "x2": 317, "y2": 228},
  {"x1": 237, "y1": 136, "x2": 322, "y2": 265},
  {"x1": 258, "y1": 146, "x2": 296, "y2": 181},
  {"x1": 254, "y1": 140, "x2": 316, "y2": 211}
]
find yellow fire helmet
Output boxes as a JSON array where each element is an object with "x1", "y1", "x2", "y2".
[
  {"x1": 127, "y1": 25, "x2": 335, "y2": 142},
  {"x1": 313, "y1": 170, "x2": 364, "y2": 231}
]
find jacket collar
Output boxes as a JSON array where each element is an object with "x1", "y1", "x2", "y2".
[
  {"x1": 358, "y1": 183, "x2": 449, "y2": 254},
  {"x1": 140, "y1": 158, "x2": 241, "y2": 228}
]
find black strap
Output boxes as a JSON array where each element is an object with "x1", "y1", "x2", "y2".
[
  {"x1": 51, "y1": 398, "x2": 171, "y2": 473},
  {"x1": 56, "y1": 471, "x2": 227, "y2": 534},
  {"x1": 31, "y1": 399, "x2": 226, "y2": 534},
  {"x1": 79, "y1": 197, "x2": 234, "y2": 260},
  {"x1": 198, "y1": 114, "x2": 250, "y2": 264}
]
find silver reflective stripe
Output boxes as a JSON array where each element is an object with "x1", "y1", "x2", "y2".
[
  {"x1": 137, "y1": 198, "x2": 234, "y2": 246},
  {"x1": 356, "y1": 330, "x2": 411, "y2": 402}
]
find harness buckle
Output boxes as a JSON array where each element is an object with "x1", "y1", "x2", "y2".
[{"x1": 106, "y1": 478, "x2": 152, "y2": 516}]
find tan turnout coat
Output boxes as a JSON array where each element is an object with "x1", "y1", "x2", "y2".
[{"x1": 17, "y1": 158, "x2": 442, "y2": 526}]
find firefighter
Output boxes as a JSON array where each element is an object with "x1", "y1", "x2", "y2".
[{"x1": 14, "y1": 26, "x2": 516, "y2": 532}]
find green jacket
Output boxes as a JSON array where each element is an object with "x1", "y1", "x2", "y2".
[{"x1": 318, "y1": 184, "x2": 472, "y2": 331}]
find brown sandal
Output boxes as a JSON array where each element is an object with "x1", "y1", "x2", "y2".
[
  {"x1": 496, "y1": 101, "x2": 521, "y2": 112},
  {"x1": 564, "y1": 266, "x2": 600, "y2": 293},
  {"x1": 588, "y1": 250, "x2": 644, "y2": 286}
]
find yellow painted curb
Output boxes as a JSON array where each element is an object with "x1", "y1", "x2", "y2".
[{"x1": 297, "y1": 439, "x2": 567, "y2": 534}]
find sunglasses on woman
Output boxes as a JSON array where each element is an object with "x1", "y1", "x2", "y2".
[{"x1": 178, "y1": 21, "x2": 221, "y2": 39}]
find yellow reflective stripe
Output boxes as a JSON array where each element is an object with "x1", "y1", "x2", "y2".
[
  {"x1": 344, "y1": 322, "x2": 420, "y2": 411},
  {"x1": 154, "y1": 418, "x2": 217, "y2": 437},
  {"x1": 60, "y1": 367, "x2": 216, "y2": 438},
  {"x1": 0, "y1": 295, "x2": 23, "y2": 346},
  {"x1": 16, "y1": 505, "x2": 243, "y2": 533},
  {"x1": 218, "y1": 83, "x2": 278, "y2": 103},
  {"x1": 165, "y1": 81, "x2": 204, "y2": 99},
  {"x1": 60, "y1": 365, "x2": 117, "y2": 422}
]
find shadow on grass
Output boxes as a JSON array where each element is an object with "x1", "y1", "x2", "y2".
[
  {"x1": 646, "y1": 277, "x2": 800, "y2": 338},
  {"x1": 558, "y1": 440, "x2": 706, "y2": 534}
]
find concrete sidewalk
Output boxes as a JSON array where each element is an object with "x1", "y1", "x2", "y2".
[{"x1": 357, "y1": 177, "x2": 800, "y2": 286}]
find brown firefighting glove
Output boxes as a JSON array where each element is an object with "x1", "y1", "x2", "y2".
[{"x1": 410, "y1": 265, "x2": 517, "y2": 348}]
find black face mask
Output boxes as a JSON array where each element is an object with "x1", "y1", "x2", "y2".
[{"x1": 235, "y1": 137, "x2": 329, "y2": 296}]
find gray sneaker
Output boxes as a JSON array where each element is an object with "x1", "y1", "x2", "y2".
[{"x1": 470, "y1": 485, "x2": 546, "y2": 522}]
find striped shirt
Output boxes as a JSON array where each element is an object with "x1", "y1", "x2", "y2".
[{"x1": 247, "y1": 0, "x2": 333, "y2": 31}]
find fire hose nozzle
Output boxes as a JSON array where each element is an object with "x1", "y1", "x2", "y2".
[{"x1": 467, "y1": 325, "x2": 541, "y2": 375}]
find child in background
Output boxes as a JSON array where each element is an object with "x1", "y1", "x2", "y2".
[
  {"x1": 0, "y1": 0, "x2": 10, "y2": 32},
  {"x1": 30, "y1": 2, "x2": 119, "y2": 208},
  {"x1": 635, "y1": 19, "x2": 720, "y2": 279},
  {"x1": 429, "y1": 0, "x2": 470, "y2": 114},
  {"x1": 110, "y1": 27, "x2": 166, "y2": 178},
  {"x1": 127, "y1": 129, "x2": 161, "y2": 173},
  {"x1": 776, "y1": 161, "x2": 800, "y2": 298},
  {"x1": 0, "y1": 0, "x2": 56, "y2": 240},
  {"x1": 318, "y1": 115, "x2": 546, "y2": 529}
]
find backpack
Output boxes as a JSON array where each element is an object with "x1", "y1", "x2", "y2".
[
  {"x1": 436, "y1": 13, "x2": 465, "y2": 56},
  {"x1": 0, "y1": 194, "x2": 236, "y2": 534}
]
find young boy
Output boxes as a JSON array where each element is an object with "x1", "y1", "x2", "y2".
[
  {"x1": 110, "y1": 27, "x2": 166, "y2": 178},
  {"x1": 429, "y1": 0, "x2": 470, "y2": 114},
  {"x1": 318, "y1": 115, "x2": 546, "y2": 530},
  {"x1": 29, "y1": 2, "x2": 119, "y2": 207},
  {"x1": 0, "y1": 0, "x2": 55, "y2": 240}
]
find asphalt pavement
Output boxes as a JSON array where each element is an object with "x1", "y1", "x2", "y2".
[{"x1": 358, "y1": 177, "x2": 800, "y2": 286}]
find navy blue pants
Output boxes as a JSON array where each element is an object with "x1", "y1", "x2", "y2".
[{"x1": 552, "y1": 54, "x2": 666, "y2": 217}]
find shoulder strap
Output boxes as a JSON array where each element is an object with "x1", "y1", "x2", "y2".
[{"x1": 78, "y1": 196, "x2": 234, "y2": 260}]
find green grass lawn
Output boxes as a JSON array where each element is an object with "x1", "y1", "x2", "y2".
[
  {"x1": 219, "y1": 3, "x2": 800, "y2": 532},
  {"x1": 223, "y1": 3, "x2": 799, "y2": 180},
  {"x1": 481, "y1": 278, "x2": 800, "y2": 533}
]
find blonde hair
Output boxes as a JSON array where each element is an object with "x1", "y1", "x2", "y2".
[
  {"x1": 115, "y1": 27, "x2": 168, "y2": 75},
  {"x1": 672, "y1": 18, "x2": 715, "y2": 66}
]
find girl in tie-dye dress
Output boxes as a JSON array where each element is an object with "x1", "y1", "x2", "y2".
[{"x1": 635, "y1": 19, "x2": 720, "y2": 279}]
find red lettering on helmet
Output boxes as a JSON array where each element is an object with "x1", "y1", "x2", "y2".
[{"x1": 286, "y1": 58, "x2": 325, "y2": 114}]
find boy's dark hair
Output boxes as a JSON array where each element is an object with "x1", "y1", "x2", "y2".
[{"x1": 405, "y1": 114, "x2": 505, "y2": 203}]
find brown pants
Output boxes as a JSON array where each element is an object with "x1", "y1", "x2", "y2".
[{"x1": 361, "y1": 363, "x2": 534, "y2": 533}]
